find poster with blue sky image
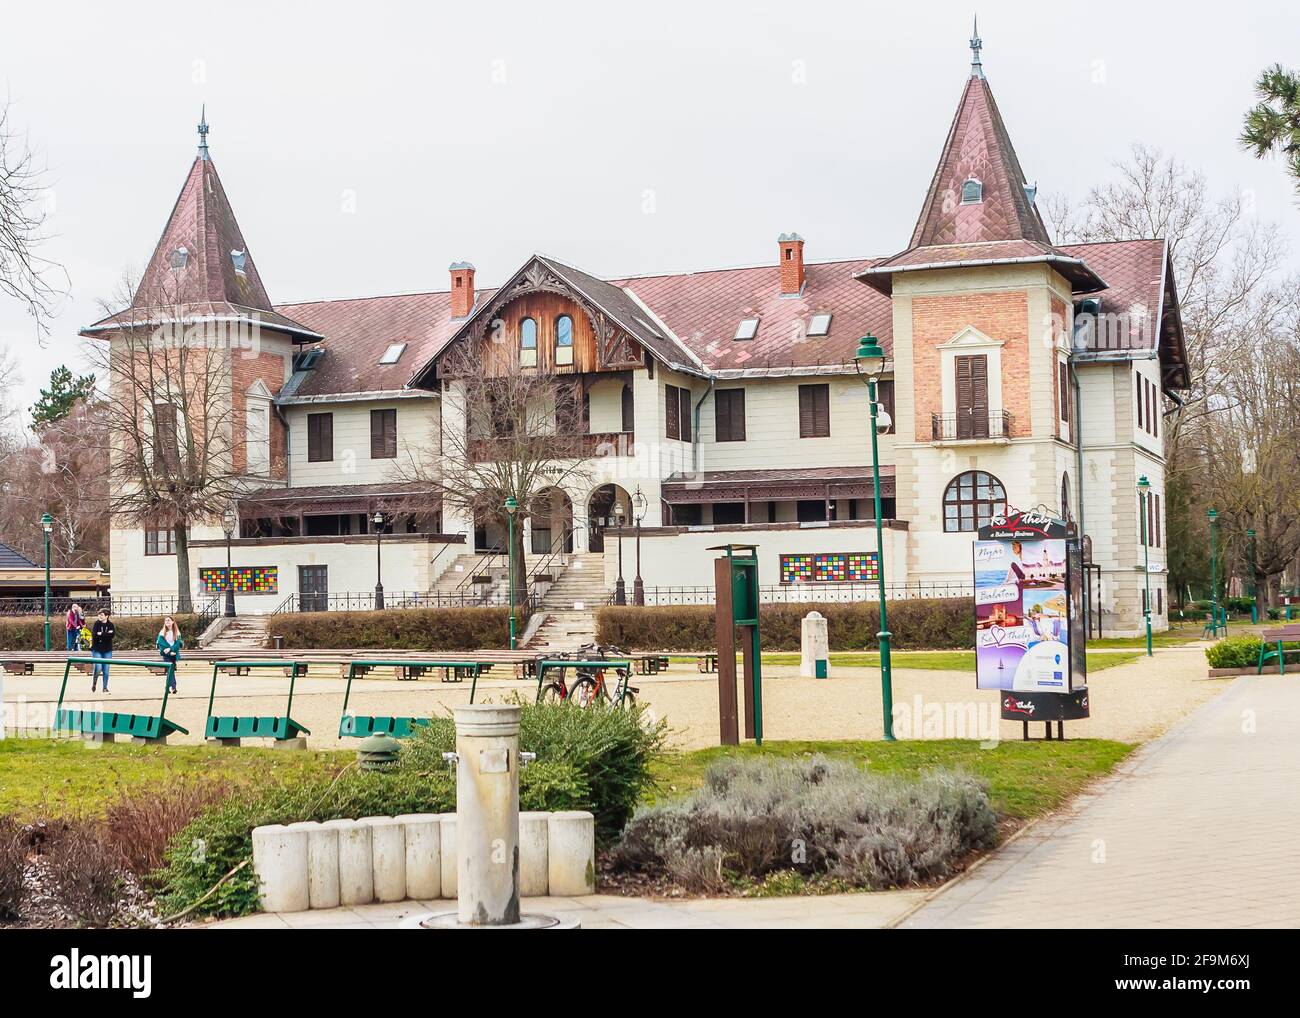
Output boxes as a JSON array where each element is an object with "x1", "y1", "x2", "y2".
[{"x1": 973, "y1": 538, "x2": 1074, "y2": 692}]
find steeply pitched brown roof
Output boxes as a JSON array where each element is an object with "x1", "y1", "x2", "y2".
[{"x1": 82, "y1": 153, "x2": 321, "y2": 342}]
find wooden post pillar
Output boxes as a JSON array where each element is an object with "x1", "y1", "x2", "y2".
[{"x1": 714, "y1": 555, "x2": 739, "y2": 746}]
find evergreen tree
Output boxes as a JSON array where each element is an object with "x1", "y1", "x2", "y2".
[
  {"x1": 1241, "y1": 63, "x2": 1300, "y2": 195},
  {"x1": 30, "y1": 365, "x2": 96, "y2": 430}
]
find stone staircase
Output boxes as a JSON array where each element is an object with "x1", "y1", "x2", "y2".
[
  {"x1": 525, "y1": 552, "x2": 608, "y2": 653},
  {"x1": 525, "y1": 609, "x2": 599, "y2": 653},
  {"x1": 203, "y1": 616, "x2": 270, "y2": 652}
]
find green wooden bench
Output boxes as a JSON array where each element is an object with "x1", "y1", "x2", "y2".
[
  {"x1": 206, "y1": 659, "x2": 312, "y2": 745},
  {"x1": 54, "y1": 657, "x2": 189, "y2": 742},
  {"x1": 1257, "y1": 624, "x2": 1300, "y2": 674},
  {"x1": 337, "y1": 659, "x2": 487, "y2": 738}
]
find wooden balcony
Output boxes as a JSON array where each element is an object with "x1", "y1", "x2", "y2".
[{"x1": 468, "y1": 430, "x2": 635, "y2": 462}]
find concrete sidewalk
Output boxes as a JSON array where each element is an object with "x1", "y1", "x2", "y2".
[
  {"x1": 206, "y1": 890, "x2": 927, "y2": 930},
  {"x1": 902, "y1": 674, "x2": 1300, "y2": 928}
]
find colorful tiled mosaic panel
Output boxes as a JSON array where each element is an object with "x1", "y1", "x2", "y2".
[
  {"x1": 780, "y1": 552, "x2": 879, "y2": 584},
  {"x1": 199, "y1": 566, "x2": 278, "y2": 595}
]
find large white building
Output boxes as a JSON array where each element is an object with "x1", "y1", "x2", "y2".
[{"x1": 87, "y1": 38, "x2": 1187, "y2": 636}]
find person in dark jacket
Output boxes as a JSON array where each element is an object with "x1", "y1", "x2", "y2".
[
  {"x1": 90, "y1": 609, "x2": 115, "y2": 694},
  {"x1": 156, "y1": 616, "x2": 183, "y2": 694}
]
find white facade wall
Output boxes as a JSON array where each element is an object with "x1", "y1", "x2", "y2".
[{"x1": 282, "y1": 396, "x2": 438, "y2": 488}]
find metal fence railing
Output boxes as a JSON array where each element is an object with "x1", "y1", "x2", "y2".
[
  {"x1": 270, "y1": 589, "x2": 539, "y2": 615},
  {"x1": 0, "y1": 594, "x2": 214, "y2": 618},
  {"x1": 605, "y1": 582, "x2": 974, "y2": 607}
]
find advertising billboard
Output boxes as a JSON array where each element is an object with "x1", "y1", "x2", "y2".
[{"x1": 974, "y1": 537, "x2": 1077, "y2": 693}]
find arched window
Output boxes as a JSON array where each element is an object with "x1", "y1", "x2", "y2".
[
  {"x1": 961, "y1": 177, "x2": 983, "y2": 204},
  {"x1": 555, "y1": 315, "x2": 574, "y2": 366},
  {"x1": 942, "y1": 470, "x2": 1006, "y2": 532},
  {"x1": 621, "y1": 383, "x2": 634, "y2": 432},
  {"x1": 1061, "y1": 472, "x2": 1072, "y2": 522},
  {"x1": 519, "y1": 317, "x2": 537, "y2": 367}
]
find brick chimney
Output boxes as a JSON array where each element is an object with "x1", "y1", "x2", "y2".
[
  {"x1": 449, "y1": 261, "x2": 476, "y2": 318},
  {"x1": 778, "y1": 233, "x2": 805, "y2": 295}
]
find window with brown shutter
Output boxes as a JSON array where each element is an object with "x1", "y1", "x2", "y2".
[
  {"x1": 679, "y1": 386, "x2": 692, "y2": 443},
  {"x1": 370, "y1": 408, "x2": 397, "y2": 459},
  {"x1": 955, "y1": 355, "x2": 989, "y2": 439},
  {"x1": 152, "y1": 402, "x2": 179, "y2": 470},
  {"x1": 307, "y1": 412, "x2": 333, "y2": 462},
  {"x1": 665, "y1": 384, "x2": 681, "y2": 441},
  {"x1": 1154, "y1": 492, "x2": 1161, "y2": 546},
  {"x1": 1058, "y1": 362, "x2": 1070, "y2": 424},
  {"x1": 1150, "y1": 381, "x2": 1159, "y2": 438},
  {"x1": 877, "y1": 379, "x2": 896, "y2": 434},
  {"x1": 798, "y1": 384, "x2": 830, "y2": 438},
  {"x1": 1136, "y1": 373, "x2": 1144, "y2": 432},
  {"x1": 715, "y1": 388, "x2": 746, "y2": 442}
]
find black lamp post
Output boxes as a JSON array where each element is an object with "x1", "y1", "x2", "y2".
[
  {"x1": 1207, "y1": 508, "x2": 1220, "y2": 637},
  {"x1": 372, "y1": 511, "x2": 386, "y2": 610},
  {"x1": 40, "y1": 512, "x2": 54, "y2": 652},
  {"x1": 222, "y1": 505, "x2": 237, "y2": 618},
  {"x1": 1137, "y1": 476, "x2": 1152, "y2": 656},
  {"x1": 632, "y1": 486, "x2": 647, "y2": 606},
  {"x1": 854, "y1": 334, "x2": 895, "y2": 741},
  {"x1": 613, "y1": 500, "x2": 627, "y2": 605},
  {"x1": 1246, "y1": 528, "x2": 1258, "y2": 623}
]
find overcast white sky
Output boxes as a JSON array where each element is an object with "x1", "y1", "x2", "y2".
[{"x1": 2, "y1": 0, "x2": 1298, "y2": 419}]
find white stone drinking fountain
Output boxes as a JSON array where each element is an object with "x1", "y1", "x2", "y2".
[{"x1": 402, "y1": 703, "x2": 577, "y2": 930}]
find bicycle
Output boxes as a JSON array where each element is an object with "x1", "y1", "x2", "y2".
[{"x1": 538, "y1": 645, "x2": 638, "y2": 707}]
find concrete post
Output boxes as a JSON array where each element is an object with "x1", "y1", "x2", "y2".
[
  {"x1": 454, "y1": 704, "x2": 521, "y2": 926},
  {"x1": 547, "y1": 811, "x2": 596, "y2": 896},
  {"x1": 335, "y1": 820, "x2": 374, "y2": 906},
  {"x1": 297, "y1": 821, "x2": 340, "y2": 910},
  {"x1": 518, "y1": 812, "x2": 550, "y2": 897},
  {"x1": 251, "y1": 824, "x2": 310, "y2": 913},
  {"x1": 362, "y1": 816, "x2": 407, "y2": 903},
  {"x1": 438, "y1": 814, "x2": 457, "y2": 898},
  {"x1": 800, "y1": 610, "x2": 829, "y2": 679},
  {"x1": 397, "y1": 814, "x2": 442, "y2": 900}
]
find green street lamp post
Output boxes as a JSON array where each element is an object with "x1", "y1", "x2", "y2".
[
  {"x1": 505, "y1": 495, "x2": 519, "y2": 649},
  {"x1": 40, "y1": 513, "x2": 54, "y2": 652},
  {"x1": 372, "y1": 511, "x2": 386, "y2": 611},
  {"x1": 1207, "y1": 508, "x2": 1220, "y2": 637},
  {"x1": 1137, "y1": 476, "x2": 1152, "y2": 657},
  {"x1": 1246, "y1": 528, "x2": 1258, "y2": 623},
  {"x1": 854, "y1": 334, "x2": 895, "y2": 741}
]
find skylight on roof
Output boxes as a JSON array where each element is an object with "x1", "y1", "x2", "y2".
[
  {"x1": 380, "y1": 342, "x2": 408, "y2": 365},
  {"x1": 734, "y1": 318, "x2": 760, "y2": 341},
  {"x1": 170, "y1": 247, "x2": 189, "y2": 269},
  {"x1": 961, "y1": 177, "x2": 983, "y2": 204},
  {"x1": 230, "y1": 249, "x2": 247, "y2": 273},
  {"x1": 808, "y1": 313, "x2": 832, "y2": 337}
]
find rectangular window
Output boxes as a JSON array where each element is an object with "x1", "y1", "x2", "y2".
[
  {"x1": 1154, "y1": 492, "x2": 1161, "y2": 547},
  {"x1": 877, "y1": 379, "x2": 896, "y2": 434},
  {"x1": 955, "y1": 355, "x2": 989, "y2": 439},
  {"x1": 665, "y1": 384, "x2": 681, "y2": 441},
  {"x1": 1136, "y1": 373, "x2": 1144, "y2": 432},
  {"x1": 152, "y1": 402, "x2": 179, "y2": 470},
  {"x1": 712, "y1": 503, "x2": 745, "y2": 525},
  {"x1": 1149, "y1": 380, "x2": 1159, "y2": 438},
  {"x1": 1058, "y1": 362, "x2": 1070, "y2": 424},
  {"x1": 145, "y1": 528, "x2": 176, "y2": 556},
  {"x1": 679, "y1": 386, "x2": 692, "y2": 443},
  {"x1": 715, "y1": 388, "x2": 746, "y2": 442},
  {"x1": 307, "y1": 412, "x2": 334, "y2": 463},
  {"x1": 370, "y1": 408, "x2": 397, "y2": 459},
  {"x1": 798, "y1": 383, "x2": 831, "y2": 438},
  {"x1": 1157, "y1": 587, "x2": 1164, "y2": 614}
]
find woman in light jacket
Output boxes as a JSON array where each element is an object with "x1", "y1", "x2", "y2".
[{"x1": 156, "y1": 616, "x2": 183, "y2": 694}]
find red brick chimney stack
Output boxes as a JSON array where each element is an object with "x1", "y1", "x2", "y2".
[
  {"x1": 450, "y1": 261, "x2": 476, "y2": 318},
  {"x1": 778, "y1": 233, "x2": 805, "y2": 295}
]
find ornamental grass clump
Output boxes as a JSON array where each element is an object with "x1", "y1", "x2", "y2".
[{"x1": 610, "y1": 755, "x2": 997, "y2": 893}]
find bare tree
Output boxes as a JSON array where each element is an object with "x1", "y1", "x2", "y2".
[
  {"x1": 0, "y1": 99, "x2": 65, "y2": 338},
  {"x1": 408, "y1": 359, "x2": 598, "y2": 615},
  {"x1": 88, "y1": 275, "x2": 248, "y2": 612}
]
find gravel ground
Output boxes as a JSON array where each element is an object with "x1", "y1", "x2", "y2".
[{"x1": 3, "y1": 647, "x2": 1223, "y2": 750}]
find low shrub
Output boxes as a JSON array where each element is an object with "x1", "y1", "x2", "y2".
[
  {"x1": 0, "y1": 816, "x2": 24, "y2": 920},
  {"x1": 42, "y1": 825, "x2": 125, "y2": 928},
  {"x1": 1224, "y1": 596, "x2": 1256, "y2": 613},
  {"x1": 402, "y1": 699, "x2": 668, "y2": 843},
  {"x1": 0, "y1": 613, "x2": 204, "y2": 653},
  {"x1": 102, "y1": 782, "x2": 232, "y2": 877},
  {"x1": 267, "y1": 607, "x2": 512, "y2": 651},
  {"x1": 1207, "y1": 634, "x2": 1299, "y2": 669},
  {"x1": 609, "y1": 755, "x2": 997, "y2": 892},
  {"x1": 597, "y1": 598, "x2": 974, "y2": 651},
  {"x1": 157, "y1": 756, "x2": 590, "y2": 919}
]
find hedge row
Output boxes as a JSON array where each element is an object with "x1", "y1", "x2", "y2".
[
  {"x1": 266, "y1": 607, "x2": 512, "y2": 651},
  {"x1": 596, "y1": 598, "x2": 974, "y2": 652},
  {"x1": 0, "y1": 614, "x2": 205, "y2": 653}
]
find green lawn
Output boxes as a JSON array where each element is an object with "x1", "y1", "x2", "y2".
[
  {"x1": 673, "y1": 650, "x2": 1140, "y2": 672},
  {"x1": 648, "y1": 738, "x2": 1134, "y2": 820},
  {"x1": 0, "y1": 737, "x2": 351, "y2": 819}
]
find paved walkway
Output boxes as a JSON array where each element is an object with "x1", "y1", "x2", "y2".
[
  {"x1": 902, "y1": 674, "x2": 1300, "y2": 929},
  {"x1": 207, "y1": 890, "x2": 927, "y2": 930}
]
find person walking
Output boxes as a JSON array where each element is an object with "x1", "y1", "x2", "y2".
[
  {"x1": 90, "y1": 609, "x2": 115, "y2": 694},
  {"x1": 64, "y1": 603, "x2": 85, "y2": 652},
  {"x1": 156, "y1": 616, "x2": 183, "y2": 694}
]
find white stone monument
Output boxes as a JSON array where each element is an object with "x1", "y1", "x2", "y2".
[{"x1": 800, "y1": 610, "x2": 830, "y2": 678}]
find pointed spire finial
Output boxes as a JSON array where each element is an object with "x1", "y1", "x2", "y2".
[
  {"x1": 970, "y1": 16, "x2": 984, "y2": 78},
  {"x1": 197, "y1": 105, "x2": 210, "y2": 159}
]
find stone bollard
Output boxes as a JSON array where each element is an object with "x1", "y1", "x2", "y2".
[
  {"x1": 362, "y1": 817, "x2": 407, "y2": 903},
  {"x1": 335, "y1": 820, "x2": 374, "y2": 906},
  {"x1": 302, "y1": 821, "x2": 340, "y2": 909},
  {"x1": 251, "y1": 824, "x2": 310, "y2": 913},
  {"x1": 547, "y1": 811, "x2": 596, "y2": 896},
  {"x1": 518, "y1": 812, "x2": 550, "y2": 897},
  {"x1": 438, "y1": 814, "x2": 457, "y2": 899},
  {"x1": 800, "y1": 610, "x2": 830, "y2": 679},
  {"x1": 454, "y1": 704, "x2": 521, "y2": 925},
  {"x1": 397, "y1": 814, "x2": 442, "y2": 900}
]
